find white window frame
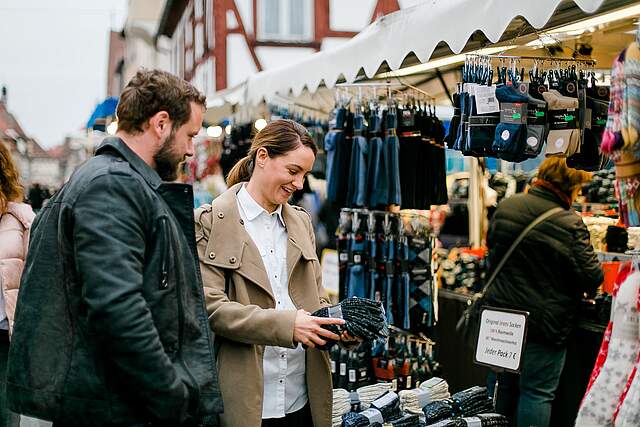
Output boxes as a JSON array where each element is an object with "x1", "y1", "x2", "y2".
[{"x1": 258, "y1": 0, "x2": 313, "y2": 42}]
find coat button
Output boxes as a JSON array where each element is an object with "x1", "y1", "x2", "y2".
[
  {"x1": 217, "y1": 212, "x2": 225, "y2": 219},
  {"x1": 209, "y1": 252, "x2": 216, "y2": 259},
  {"x1": 229, "y1": 257, "x2": 237, "y2": 264},
  {"x1": 239, "y1": 219, "x2": 244, "y2": 225}
]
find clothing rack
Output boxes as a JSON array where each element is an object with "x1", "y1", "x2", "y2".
[{"x1": 467, "y1": 53, "x2": 596, "y2": 65}]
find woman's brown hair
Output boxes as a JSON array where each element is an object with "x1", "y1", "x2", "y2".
[
  {"x1": 0, "y1": 142, "x2": 24, "y2": 214},
  {"x1": 226, "y1": 119, "x2": 317, "y2": 186},
  {"x1": 537, "y1": 156, "x2": 592, "y2": 195}
]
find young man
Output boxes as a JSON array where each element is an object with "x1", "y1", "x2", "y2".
[{"x1": 6, "y1": 70, "x2": 222, "y2": 426}]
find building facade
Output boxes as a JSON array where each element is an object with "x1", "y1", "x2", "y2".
[{"x1": 156, "y1": 0, "x2": 422, "y2": 99}]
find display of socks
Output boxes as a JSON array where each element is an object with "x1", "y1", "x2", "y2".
[
  {"x1": 451, "y1": 386, "x2": 493, "y2": 416},
  {"x1": 576, "y1": 269, "x2": 640, "y2": 426},
  {"x1": 423, "y1": 399, "x2": 455, "y2": 424},
  {"x1": 333, "y1": 389, "x2": 352, "y2": 426},
  {"x1": 342, "y1": 391, "x2": 402, "y2": 427},
  {"x1": 357, "y1": 383, "x2": 395, "y2": 409},
  {"x1": 399, "y1": 377, "x2": 450, "y2": 414},
  {"x1": 427, "y1": 418, "x2": 466, "y2": 427},
  {"x1": 471, "y1": 413, "x2": 509, "y2": 426},
  {"x1": 311, "y1": 297, "x2": 389, "y2": 350}
]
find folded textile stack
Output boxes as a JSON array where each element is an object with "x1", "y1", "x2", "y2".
[
  {"x1": 427, "y1": 418, "x2": 465, "y2": 427},
  {"x1": 473, "y1": 413, "x2": 509, "y2": 426},
  {"x1": 399, "y1": 377, "x2": 450, "y2": 414},
  {"x1": 312, "y1": 297, "x2": 389, "y2": 350},
  {"x1": 451, "y1": 386, "x2": 493, "y2": 416},
  {"x1": 358, "y1": 383, "x2": 395, "y2": 409},
  {"x1": 423, "y1": 399, "x2": 454, "y2": 424},
  {"x1": 342, "y1": 391, "x2": 401, "y2": 427},
  {"x1": 333, "y1": 389, "x2": 352, "y2": 426},
  {"x1": 386, "y1": 413, "x2": 421, "y2": 427}
]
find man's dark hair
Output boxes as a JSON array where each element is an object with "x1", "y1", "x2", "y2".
[{"x1": 116, "y1": 69, "x2": 206, "y2": 134}]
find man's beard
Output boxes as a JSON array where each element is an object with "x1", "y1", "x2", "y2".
[{"x1": 153, "y1": 129, "x2": 184, "y2": 181}]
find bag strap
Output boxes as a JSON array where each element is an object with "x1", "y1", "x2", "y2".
[{"x1": 481, "y1": 206, "x2": 564, "y2": 296}]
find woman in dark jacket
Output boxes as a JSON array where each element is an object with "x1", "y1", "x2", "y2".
[{"x1": 483, "y1": 157, "x2": 603, "y2": 427}]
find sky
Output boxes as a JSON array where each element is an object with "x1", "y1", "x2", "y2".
[{"x1": 0, "y1": 0, "x2": 128, "y2": 148}]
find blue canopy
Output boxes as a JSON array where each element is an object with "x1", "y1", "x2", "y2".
[{"x1": 86, "y1": 97, "x2": 119, "y2": 129}]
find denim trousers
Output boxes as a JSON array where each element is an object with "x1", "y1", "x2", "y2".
[
  {"x1": 347, "y1": 238, "x2": 367, "y2": 298},
  {"x1": 487, "y1": 341, "x2": 567, "y2": 427}
]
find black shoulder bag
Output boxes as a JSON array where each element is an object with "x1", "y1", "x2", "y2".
[{"x1": 455, "y1": 207, "x2": 564, "y2": 349}]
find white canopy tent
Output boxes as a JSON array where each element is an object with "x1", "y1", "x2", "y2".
[{"x1": 238, "y1": 0, "x2": 632, "y2": 106}]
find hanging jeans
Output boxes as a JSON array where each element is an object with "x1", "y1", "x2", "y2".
[
  {"x1": 347, "y1": 237, "x2": 367, "y2": 298},
  {"x1": 368, "y1": 135, "x2": 387, "y2": 208},
  {"x1": 398, "y1": 239, "x2": 411, "y2": 329},
  {"x1": 385, "y1": 114, "x2": 402, "y2": 206},
  {"x1": 368, "y1": 234, "x2": 378, "y2": 301},
  {"x1": 488, "y1": 342, "x2": 567, "y2": 427},
  {"x1": 383, "y1": 238, "x2": 395, "y2": 325},
  {"x1": 347, "y1": 115, "x2": 369, "y2": 207},
  {"x1": 325, "y1": 108, "x2": 347, "y2": 203}
]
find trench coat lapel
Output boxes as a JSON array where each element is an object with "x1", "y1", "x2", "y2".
[{"x1": 202, "y1": 183, "x2": 274, "y2": 301}]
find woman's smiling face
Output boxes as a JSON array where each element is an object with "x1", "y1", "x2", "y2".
[{"x1": 256, "y1": 143, "x2": 316, "y2": 208}]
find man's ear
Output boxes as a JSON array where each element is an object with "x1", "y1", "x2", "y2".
[{"x1": 148, "y1": 111, "x2": 171, "y2": 138}]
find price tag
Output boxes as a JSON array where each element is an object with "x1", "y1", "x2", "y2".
[
  {"x1": 474, "y1": 307, "x2": 529, "y2": 373},
  {"x1": 474, "y1": 85, "x2": 500, "y2": 114},
  {"x1": 331, "y1": 361, "x2": 336, "y2": 374},
  {"x1": 340, "y1": 363, "x2": 347, "y2": 376},
  {"x1": 349, "y1": 369, "x2": 356, "y2": 383}
]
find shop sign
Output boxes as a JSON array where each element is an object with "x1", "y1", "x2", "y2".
[{"x1": 474, "y1": 307, "x2": 528, "y2": 373}]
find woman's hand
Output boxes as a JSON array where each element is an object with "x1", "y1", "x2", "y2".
[{"x1": 293, "y1": 309, "x2": 345, "y2": 348}]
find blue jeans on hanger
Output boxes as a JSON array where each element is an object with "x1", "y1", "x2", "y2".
[
  {"x1": 398, "y1": 239, "x2": 411, "y2": 329},
  {"x1": 325, "y1": 108, "x2": 347, "y2": 203},
  {"x1": 348, "y1": 115, "x2": 369, "y2": 207},
  {"x1": 368, "y1": 114, "x2": 387, "y2": 208},
  {"x1": 488, "y1": 342, "x2": 567, "y2": 427},
  {"x1": 385, "y1": 113, "x2": 402, "y2": 206},
  {"x1": 347, "y1": 238, "x2": 367, "y2": 298},
  {"x1": 383, "y1": 238, "x2": 395, "y2": 325},
  {"x1": 368, "y1": 235, "x2": 378, "y2": 301}
]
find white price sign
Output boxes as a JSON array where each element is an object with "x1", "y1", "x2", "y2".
[{"x1": 474, "y1": 307, "x2": 528, "y2": 372}]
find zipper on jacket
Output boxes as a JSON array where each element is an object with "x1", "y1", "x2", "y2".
[
  {"x1": 171, "y1": 223, "x2": 201, "y2": 414},
  {"x1": 159, "y1": 217, "x2": 169, "y2": 289}
]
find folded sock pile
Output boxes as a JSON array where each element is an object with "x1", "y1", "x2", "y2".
[
  {"x1": 333, "y1": 389, "x2": 352, "y2": 426},
  {"x1": 542, "y1": 90, "x2": 581, "y2": 157},
  {"x1": 399, "y1": 377, "x2": 450, "y2": 414},
  {"x1": 312, "y1": 297, "x2": 389, "y2": 350},
  {"x1": 427, "y1": 418, "x2": 466, "y2": 427},
  {"x1": 358, "y1": 383, "x2": 395, "y2": 409},
  {"x1": 386, "y1": 413, "x2": 421, "y2": 427},
  {"x1": 341, "y1": 391, "x2": 401, "y2": 427},
  {"x1": 472, "y1": 413, "x2": 509, "y2": 426},
  {"x1": 423, "y1": 399, "x2": 454, "y2": 424},
  {"x1": 451, "y1": 386, "x2": 493, "y2": 416}
]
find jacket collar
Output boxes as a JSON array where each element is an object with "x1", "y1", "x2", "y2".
[
  {"x1": 236, "y1": 184, "x2": 286, "y2": 228},
  {"x1": 528, "y1": 185, "x2": 571, "y2": 209},
  {"x1": 204, "y1": 183, "x2": 315, "y2": 301},
  {"x1": 96, "y1": 137, "x2": 162, "y2": 190}
]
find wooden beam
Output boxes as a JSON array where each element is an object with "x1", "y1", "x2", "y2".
[
  {"x1": 228, "y1": 0, "x2": 263, "y2": 72},
  {"x1": 252, "y1": 40, "x2": 321, "y2": 49},
  {"x1": 370, "y1": 0, "x2": 400, "y2": 23}
]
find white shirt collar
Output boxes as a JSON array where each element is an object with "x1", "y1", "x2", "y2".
[{"x1": 237, "y1": 184, "x2": 286, "y2": 227}]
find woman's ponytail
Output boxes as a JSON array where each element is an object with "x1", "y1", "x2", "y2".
[
  {"x1": 226, "y1": 155, "x2": 254, "y2": 187},
  {"x1": 225, "y1": 119, "x2": 317, "y2": 187}
]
